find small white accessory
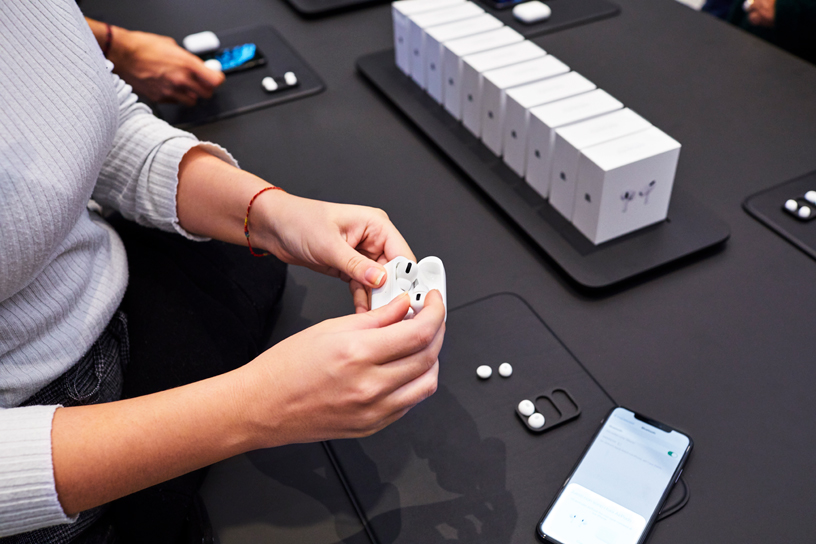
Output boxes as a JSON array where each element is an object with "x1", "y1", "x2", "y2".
[
  {"x1": 512, "y1": 1, "x2": 552, "y2": 24},
  {"x1": 528, "y1": 412, "x2": 546, "y2": 429},
  {"x1": 785, "y1": 199, "x2": 799, "y2": 212},
  {"x1": 284, "y1": 71, "x2": 298, "y2": 86},
  {"x1": 498, "y1": 362, "x2": 513, "y2": 377},
  {"x1": 371, "y1": 256, "x2": 447, "y2": 320},
  {"x1": 182, "y1": 31, "x2": 220, "y2": 55},
  {"x1": 203, "y1": 59, "x2": 222, "y2": 72},
  {"x1": 743, "y1": 0, "x2": 754, "y2": 11},
  {"x1": 518, "y1": 399, "x2": 535, "y2": 417},
  {"x1": 476, "y1": 365, "x2": 493, "y2": 379},
  {"x1": 805, "y1": 191, "x2": 816, "y2": 205},
  {"x1": 262, "y1": 77, "x2": 279, "y2": 92},
  {"x1": 798, "y1": 206, "x2": 811, "y2": 219}
]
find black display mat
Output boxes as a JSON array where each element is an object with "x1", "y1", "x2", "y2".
[
  {"x1": 357, "y1": 50, "x2": 730, "y2": 289},
  {"x1": 327, "y1": 293, "x2": 617, "y2": 544},
  {"x1": 743, "y1": 169, "x2": 816, "y2": 261},
  {"x1": 475, "y1": 0, "x2": 620, "y2": 39},
  {"x1": 285, "y1": 0, "x2": 619, "y2": 37},
  {"x1": 155, "y1": 26, "x2": 324, "y2": 128}
]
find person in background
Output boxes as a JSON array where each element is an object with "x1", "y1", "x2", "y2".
[
  {"x1": 703, "y1": 0, "x2": 816, "y2": 64},
  {"x1": 85, "y1": 17, "x2": 225, "y2": 106}
]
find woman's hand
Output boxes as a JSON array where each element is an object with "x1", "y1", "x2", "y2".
[
  {"x1": 745, "y1": 0, "x2": 776, "y2": 26},
  {"x1": 239, "y1": 289, "x2": 446, "y2": 447},
  {"x1": 88, "y1": 19, "x2": 225, "y2": 105},
  {"x1": 252, "y1": 191, "x2": 416, "y2": 313}
]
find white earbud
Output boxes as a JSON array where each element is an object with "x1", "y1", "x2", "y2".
[
  {"x1": 409, "y1": 290, "x2": 428, "y2": 314},
  {"x1": 395, "y1": 260, "x2": 419, "y2": 292}
]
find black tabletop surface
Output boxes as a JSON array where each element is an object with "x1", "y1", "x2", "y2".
[{"x1": 81, "y1": 0, "x2": 816, "y2": 541}]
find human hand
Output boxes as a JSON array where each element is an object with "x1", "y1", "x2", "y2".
[
  {"x1": 744, "y1": 0, "x2": 775, "y2": 26},
  {"x1": 239, "y1": 290, "x2": 446, "y2": 447},
  {"x1": 108, "y1": 27, "x2": 225, "y2": 105},
  {"x1": 252, "y1": 192, "x2": 416, "y2": 313}
]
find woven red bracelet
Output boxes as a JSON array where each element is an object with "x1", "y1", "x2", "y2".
[
  {"x1": 244, "y1": 186, "x2": 286, "y2": 257},
  {"x1": 102, "y1": 23, "x2": 113, "y2": 58}
]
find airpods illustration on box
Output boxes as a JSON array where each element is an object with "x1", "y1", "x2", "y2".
[
  {"x1": 621, "y1": 180, "x2": 657, "y2": 212},
  {"x1": 371, "y1": 256, "x2": 447, "y2": 320}
]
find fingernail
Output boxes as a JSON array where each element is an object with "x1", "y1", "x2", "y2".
[{"x1": 366, "y1": 267, "x2": 385, "y2": 287}]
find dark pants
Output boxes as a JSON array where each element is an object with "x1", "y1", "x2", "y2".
[{"x1": 108, "y1": 215, "x2": 287, "y2": 544}]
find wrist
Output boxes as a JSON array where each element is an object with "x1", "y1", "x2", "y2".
[
  {"x1": 105, "y1": 26, "x2": 134, "y2": 68},
  {"x1": 246, "y1": 187, "x2": 293, "y2": 257}
]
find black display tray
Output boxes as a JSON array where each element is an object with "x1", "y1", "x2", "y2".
[
  {"x1": 326, "y1": 294, "x2": 686, "y2": 544},
  {"x1": 155, "y1": 25, "x2": 324, "y2": 128},
  {"x1": 286, "y1": 0, "x2": 619, "y2": 38},
  {"x1": 744, "y1": 169, "x2": 816, "y2": 261},
  {"x1": 358, "y1": 50, "x2": 730, "y2": 289}
]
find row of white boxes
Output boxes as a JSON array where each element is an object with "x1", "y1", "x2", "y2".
[{"x1": 392, "y1": 0, "x2": 681, "y2": 245}]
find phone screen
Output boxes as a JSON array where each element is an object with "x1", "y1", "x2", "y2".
[
  {"x1": 538, "y1": 407, "x2": 690, "y2": 544},
  {"x1": 200, "y1": 44, "x2": 266, "y2": 74}
]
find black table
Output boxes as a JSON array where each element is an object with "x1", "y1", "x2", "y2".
[{"x1": 81, "y1": 0, "x2": 816, "y2": 541}]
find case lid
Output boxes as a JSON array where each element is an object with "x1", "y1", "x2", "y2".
[
  {"x1": 425, "y1": 13, "x2": 503, "y2": 43},
  {"x1": 530, "y1": 88, "x2": 623, "y2": 129},
  {"x1": 464, "y1": 40, "x2": 547, "y2": 74},
  {"x1": 483, "y1": 55, "x2": 569, "y2": 91},
  {"x1": 581, "y1": 126, "x2": 681, "y2": 171},
  {"x1": 556, "y1": 108, "x2": 652, "y2": 150},
  {"x1": 505, "y1": 71, "x2": 594, "y2": 108}
]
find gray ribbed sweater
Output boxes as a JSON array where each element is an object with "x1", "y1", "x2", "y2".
[{"x1": 0, "y1": 1, "x2": 235, "y2": 536}]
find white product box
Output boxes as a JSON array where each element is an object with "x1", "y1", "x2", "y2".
[
  {"x1": 522, "y1": 89, "x2": 623, "y2": 196},
  {"x1": 425, "y1": 14, "x2": 503, "y2": 104},
  {"x1": 548, "y1": 108, "x2": 652, "y2": 220},
  {"x1": 408, "y1": 3, "x2": 485, "y2": 89},
  {"x1": 460, "y1": 42, "x2": 548, "y2": 138},
  {"x1": 442, "y1": 28, "x2": 524, "y2": 119},
  {"x1": 393, "y1": 0, "x2": 464, "y2": 75},
  {"x1": 502, "y1": 72, "x2": 596, "y2": 176},
  {"x1": 479, "y1": 56, "x2": 570, "y2": 154},
  {"x1": 571, "y1": 127, "x2": 681, "y2": 245}
]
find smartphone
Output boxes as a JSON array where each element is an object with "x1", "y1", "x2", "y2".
[
  {"x1": 537, "y1": 407, "x2": 692, "y2": 544},
  {"x1": 199, "y1": 43, "x2": 266, "y2": 74}
]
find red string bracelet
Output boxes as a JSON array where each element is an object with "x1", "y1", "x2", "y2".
[
  {"x1": 102, "y1": 23, "x2": 113, "y2": 58},
  {"x1": 244, "y1": 186, "x2": 286, "y2": 257}
]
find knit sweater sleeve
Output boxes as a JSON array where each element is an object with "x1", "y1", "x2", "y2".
[
  {"x1": 0, "y1": 406, "x2": 74, "y2": 537},
  {"x1": 91, "y1": 71, "x2": 239, "y2": 241}
]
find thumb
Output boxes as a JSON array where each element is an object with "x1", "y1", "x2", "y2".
[
  {"x1": 190, "y1": 57, "x2": 226, "y2": 90},
  {"x1": 330, "y1": 243, "x2": 387, "y2": 289}
]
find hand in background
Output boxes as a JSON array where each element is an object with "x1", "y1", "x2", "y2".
[
  {"x1": 86, "y1": 18, "x2": 225, "y2": 105},
  {"x1": 745, "y1": 0, "x2": 776, "y2": 26}
]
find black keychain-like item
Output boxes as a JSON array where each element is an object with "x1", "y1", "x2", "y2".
[{"x1": 515, "y1": 387, "x2": 581, "y2": 433}]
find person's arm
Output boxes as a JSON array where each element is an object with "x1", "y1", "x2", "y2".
[
  {"x1": 85, "y1": 17, "x2": 224, "y2": 105},
  {"x1": 53, "y1": 290, "x2": 445, "y2": 515}
]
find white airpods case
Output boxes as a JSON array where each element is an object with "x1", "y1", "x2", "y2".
[
  {"x1": 571, "y1": 127, "x2": 681, "y2": 245},
  {"x1": 424, "y1": 14, "x2": 503, "y2": 103},
  {"x1": 442, "y1": 27, "x2": 525, "y2": 120},
  {"x1": 408, "y1": 2, "x2": 485, "y2": 89},
  {"x1": 393, "y1": 0, "x2": 464, "y2": 75},
  {"x1": 502, "y1": 72, "x2": 596, "y2": 176},
  {"x1": 460, "y1": 41, "x2": 547, "y2": 138},
  {"x1": 548, "y1": 108, "x2": 652, "y2": 220},
  {"x1": 479, "y1": 55, "x2": 570, "y2": 153},
  {"x1": 522, "y1": 89, "x2": 622, "y2": 196}
]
